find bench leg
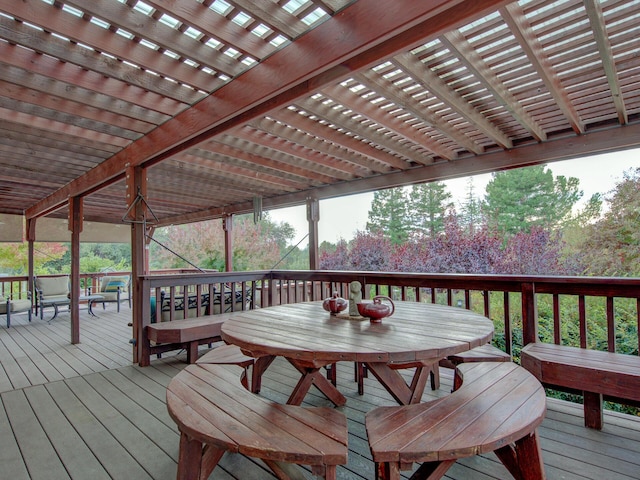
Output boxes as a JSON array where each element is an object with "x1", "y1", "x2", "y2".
[
  {"x1": 325, "y1": 363, "x2": 337, "y2": 386},
  {"x1": 177, "y1": 433, "x2": 201, "y2": 480},
  {"x1": 583, "y1": 391, "x2": 603, "y2": 430},
  {"x1": 495, "y1": 430, "x2": 546, "y2": 480},
  {"x1": 376, "y1": 461, "x2": 401, "y2": 480},
  {"x1": 177, "y1": 432, "x2": 224, "y2": 480},
  {"x1": 186, "y1": 341, "x2": 199, "y2": 364}
]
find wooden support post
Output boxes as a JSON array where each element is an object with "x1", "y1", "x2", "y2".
[
  {"x1": 145, "y1": 226, "x2": 155, "y2": 275},
  {"x1": 307, "y1": 198, "x2": 319, "y2": 270},
  {"x1": 26, "y1": 218, "x2": 35, "y2": 314},
  {"x1": 127, "y1": 166, "x2": 147, "y2": 364},
  {"x1": 223, "y1": 214, "x2": 233, "y2": 272},
  {"x1": 69, "y1": 196, "x2": 83, "y2": 344}
]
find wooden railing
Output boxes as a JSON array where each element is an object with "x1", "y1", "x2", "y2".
[
  {"x1": 3, "y1": 270, "x2": 639, "y2": 363},
  {"x1": 137, "y1": 270, "x2": 640, "y2": 363}
]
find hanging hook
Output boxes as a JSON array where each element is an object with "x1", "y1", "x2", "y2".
[{"x1": 121, "y1": 187, "x2": 160, "y2": 226}]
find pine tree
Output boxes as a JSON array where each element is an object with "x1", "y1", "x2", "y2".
[
  {"x1": 458, "y1": 178, "x2": 482, "y2": 233},
  {"x1": 482, "y1": 165, "x2": 582, "y2": 235},
  {"x1": 408, "y1": 182, "x2": 452, "y2": 237},
  {"x1": 366, "y1": 187, "x2": 410, "y2": 244}
]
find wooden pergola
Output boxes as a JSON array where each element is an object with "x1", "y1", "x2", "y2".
[{"x1": 0, "y1": 0, "x2": 639, "y2": 341}]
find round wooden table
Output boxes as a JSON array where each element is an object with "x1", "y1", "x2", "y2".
[{"x1": 221, "y1": 301, "x2": 494, "y2": 406}]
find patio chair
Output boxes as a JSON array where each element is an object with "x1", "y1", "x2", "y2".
[
  {"x1": 92, "y1": 275, "x2": 131, "y2": 312},
  {"x1": 34, "y1": 275, "x2": 70, "y2": 320},
  {"x1": 1, "y1": 296, "x2": 32, "y2": 328}
]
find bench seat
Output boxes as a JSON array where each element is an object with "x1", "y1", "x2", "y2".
[
  {"x1": 521, "y1": 342, "x2": 640, "y2": 429},
  {"x1": 145, "y1": 315, "x2": 226, "y2": 364},
  {"x1": 447, "y1": 343, "x2": 511, "y2": 364},
  {"x1": 366, "y1": 362, "x2": 546, "y2": 480},
  {"x1": 197, "y1": 343, "x2": 261, "y2": 392},
  {"x1": 167, "y1": 363, "x2": 348, "y2": 480}
]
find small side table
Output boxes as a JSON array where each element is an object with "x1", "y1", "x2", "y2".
[{"x1": 79, "y1": 294, "x2": 104, "y2": 317}]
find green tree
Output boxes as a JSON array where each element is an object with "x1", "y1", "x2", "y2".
[
  {"x1": 408, "y1": 182, "x2": 452, "y2": 237},
  {"x1": 149, "y1": 214, "x2": 295, "y2": 271},
  {"x1": 366, "y1": 187, "x2": 410, "y2": 244},
  {"x1": 482, "y1": 165, "x2": 582, "y2": 235},
  {"x1": 458, "y1": 178, "x2": 483, "y2": 233},
  {"x1": 579, "y1": 167, "x2": 640, "y2": 276},
  {"x1": 0, "y1": 243, "x2": 67, "y2": 275}
]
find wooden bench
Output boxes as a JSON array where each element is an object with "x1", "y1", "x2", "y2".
[
  {"x1": 447, "y1": 343, "x2": 511, "y2": 365},
  {"x1": 338, "y1": 344, "x2": 510, "y2": 397},
  {"x1": 365, "y1": 362, "x2": 547, "y2": 480},
  {"x1": 521, "y1": 342, "x2": 640, "y2": 430},
  {"x1": 144, "y1": 315, "x2": 226, "y2": 365},
  {"x1": 167, "y1": 363, "x2": 349, "y2": 480},
  {"x1": 197, "y1": 343, "x2": 261, "y2": 393}
]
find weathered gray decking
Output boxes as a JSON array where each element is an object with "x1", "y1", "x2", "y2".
[{"x1": 1, "y1": 307, "x2": 639, "y2": 479}]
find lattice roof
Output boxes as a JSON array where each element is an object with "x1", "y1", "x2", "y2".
[{"x1": 0, "y1": 0, "x2": 638, "y2": 227}]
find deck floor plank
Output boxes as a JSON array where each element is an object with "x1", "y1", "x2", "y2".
[
  {"x1": 0, "y1": 396, "x2": 30, "y2": 480},
  {"x1": 65, "y1": 374, "x2": 173, "y2": 480},
  {"x1": 1, "y1": 308, "x2": 640, "y2": 479},
  {"x1": 44, "y1": 379, "x2": 153, "y2": 480},
  {"x1": 23, "y1": 384, "x2": 112, "y2": 480},
  {"x1": 5, "y1": 325, "x2": 72, "y2": 382},
  {"x1": 2, "y1": 388, "x2": 70, "y2": 480}
]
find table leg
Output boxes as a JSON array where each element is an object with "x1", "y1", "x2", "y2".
[
  {"x1": 286, "y1": 359, "x2": 347, "y2": 406},
  {"x1": 365, "y1": 362, "x2": 432, "y2": 405}
]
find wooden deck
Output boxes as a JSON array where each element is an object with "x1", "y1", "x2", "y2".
[{"x1": 1, "y1": 307, "x2": 640, "y2": 479}]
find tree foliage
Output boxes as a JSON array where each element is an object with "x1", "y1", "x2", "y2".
[
  {"x1": 408, "y1": 182, "x2": 452, "y2": 237},
  {"x1": 150, "y1": 215, "x2": 294, "y2": 271},
  {"x1": 321, "y1": 214, "x2": 574, "y2": 276},
  {"x1": 579, "y1": 167, "x2": 640, "y2": 276},
  {"x1": 0, "y1": 243, "x2": 67, "y2": 275},
  {"x1": 458, "y1": 178, "x2": 483, "y2": 233},
  {"x1": 366, "y1": 188, "x2": 410, "y2": 244},
  {"x1": 483, "y1": 165, "x2": 582, "y2": 235}
]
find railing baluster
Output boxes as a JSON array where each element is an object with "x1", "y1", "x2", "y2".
[
  {"x1": 483, "y1": 290, "x2": 490, "y2": 317},
  {"x1": 503, "y1": 292, "x2": 512, "y2": 355},
  {"x1": 579, "y1": 295, "x2": 587, "y2": 348},
  {"x1": 606, "y1": 297, "x2": 615, "y2": 352},
  {"x1": 553, "y1": 294, "x2": 561, "y2": 345}
]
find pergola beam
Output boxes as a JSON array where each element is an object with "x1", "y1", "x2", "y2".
[
  {"x1": 153, "y1": 120, "x2": 640, "y2": 227},
  {"x1": 26, "y1": 0, "x2": 511, "y2": 220}
]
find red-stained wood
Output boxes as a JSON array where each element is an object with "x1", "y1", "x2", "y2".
[
  {"x1": 221, "y1": 301, "x2": 494, "y2": 406},
  {"x1": 166, "y1": 363, "x2": 348, "y2": 480},
  {"x1": 366, "y1": 362, "x2": 547, "y2": 480},
  {"x1": 145, "y1": 315, "x2": 226, "y2": 364},
  {"x1": 27, "y1": 0, "x2": 511, "y2": 219},
  {"x1": 447, "y1": 343, "x2": 511, "y2": 364},
  {"x1": 197, "y1": 343, "x2": 259, "y2": 392},
  {"x1": 521, "y1": 342, "x2": 640, "y2": 430}
]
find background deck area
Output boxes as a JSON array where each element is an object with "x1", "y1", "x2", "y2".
[{"x1": 1, "y1": 307, "x2": 639, "y2": 479}]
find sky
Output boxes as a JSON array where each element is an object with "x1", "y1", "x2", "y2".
[{"x1": 268, "y1": 149, "x2": 640, "y2": 247}]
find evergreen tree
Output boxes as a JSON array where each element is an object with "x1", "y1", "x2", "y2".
[
  {"x1": 408, "y1": 182, "x2": 452, "y2": 237},
  {"x1": 458, "y1": 178, "x2": 482, "y2": 233},
  {"x1": 482, "y1": 165, "x2": 582, "y2": 235},
  {"x1": 366, "y1": 187, "x2": 410, "y2": 244}
]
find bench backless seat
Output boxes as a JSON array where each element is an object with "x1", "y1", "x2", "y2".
[
  {"x1": 145, "y1": 315, "x2": 226, "y2": 364},
  {"x1": 366, "y1": 362, "x2": 546, "y2": 480},
  {"x1": 521, "y1": 342, "x2": 640, "y2": 429},
  {"x1": 196, "y1": 343, "x2": 261, "y2": 392},
  {"x1": 167, "y1": 363, "x2": 348, "y2": 480}
]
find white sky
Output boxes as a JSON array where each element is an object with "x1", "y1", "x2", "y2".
[{"x1": 268, "y1": 149, "x2": 640, "y2": 247}]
